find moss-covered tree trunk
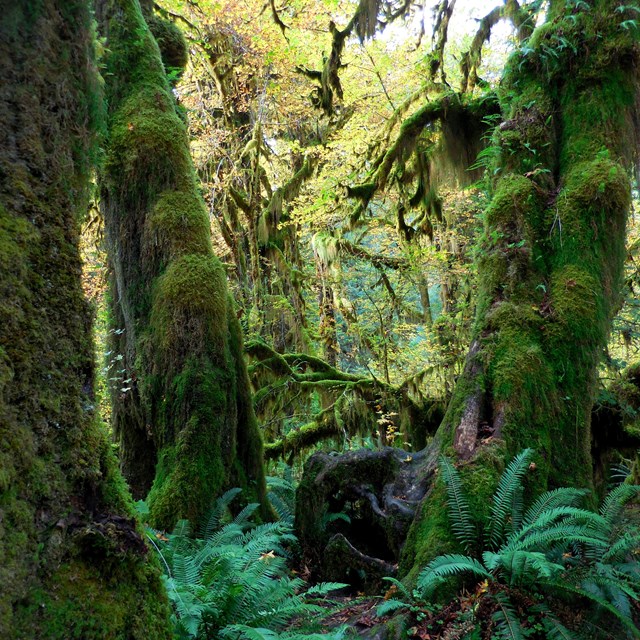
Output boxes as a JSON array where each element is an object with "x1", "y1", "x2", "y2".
[
  {"x1": 296, "y1": 0, "x2": 640, "y2": 591},
  {"x1": 0, "y1": 0, "x2": 171, "y2": 636},
  {"x1": 96, "y1": 0, "x2": 269, "y2": 529},
  {"x1": 400, "y1": 0, "x2": 639, "y2": 580}
]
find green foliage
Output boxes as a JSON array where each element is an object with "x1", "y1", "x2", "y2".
[
  {"x1": 150, "y1": 490, "x2": 347, "y2": 640},
  {"x1": 438, "y1": 456, "x2": 476, "y2": 553},
  {"x1": 383, "y1": 452, "x2": 640, "y2": 640}
]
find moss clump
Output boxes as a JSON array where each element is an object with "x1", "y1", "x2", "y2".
[
  {"x1": 151, "y1": 254, "x2": 229, "y2": 351},
  {"x1": 145, "y1": 190, "x2": 212, "y2": 261},
  {"x1": 146, "y1": 15, "x2": 188, "y2": 78},
  {"x1": 15, "y1": 558, "x2": 169, "y2": 640},
  {"x1": 105, "y1": 88, "x2": 193, "y2": 204}
]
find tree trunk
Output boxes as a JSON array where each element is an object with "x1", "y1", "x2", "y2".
[
  {"x1": 403, "y1": 0, "x2": 640, "y2": 580},
  {"x1": 297, "y1": 0, "x2": 640, "y2": 590},
  {"x1": 0, "y1": 0, "x2": 171, "y2": 636},
  {"x1": 96, "y1": 0, "x2": 269, "y2": 529}
]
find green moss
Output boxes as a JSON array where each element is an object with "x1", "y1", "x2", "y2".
[
  {"x1": 99, "y1": 0, "x2": 269, "y2": 530},
  {"x1": 400, "y1": 479, "x2": 455, "y2": 585},
  {"x1": 15, "y1": 559, "x2": 169, "y2": 640},
  {"x1": 484, "y1": 174, "x2": 537, "y2": 228},
  {"x1": 150, "y1": 254, "x2": 228, "y2": 354},
  {"x1": 147, "y1": 418, "x2": 226, "y2": 530},
  {"x1": 105, "y1": 88, "x2": 192, "y2": 203},
  {"x1": 146, "y1": 190, "x2": 212, "y2": 261},
  {"x1": 0, "y1": 0, "x2": 171, "y2": 633},
  {"x1": 146, "y1": 15, "x2": 188, "y2": 79}
]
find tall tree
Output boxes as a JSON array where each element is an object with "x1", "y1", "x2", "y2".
[
  {"x1": 96, "y1": 0, "x2": 270, "y2": 529},
  {"x1": 0, "y1": 0, "x2": 171, "y2": 636},
  {"x1": 296, "y1": 0, "x2": 640, "y2": 589}
]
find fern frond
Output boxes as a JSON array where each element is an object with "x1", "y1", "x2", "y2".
[
  {"x1": 381, "y1": 576, "x2": 413, "y2": 600},
  {"x1": 486, "y1": 449, "x2": 534, "y2": 550},
  {"x1": 491, "y1": 592, "x2": 525, "y2": 640},
  {"x1": 233, "y1": 503, "x2": 260, "y2": 528},
  {"x1": 376, "y1": 599, "x2": 410, "y2": 617},
  {"x1": 540, "y1": 615, "x2": 581, "y2": 640},
  {"x1": 220, "y1": 625, "x2": 280, "y2": 640},
  {"x1": 510, "y1": 483, "x2": 525, "y2": 536},
  {"x1": 417, "y1": 554, "x2": 491, "y2": 597},
  {"x1": 173, "y1": 518, "x2": 192, "y2": 539},
  {"x1": 200, "y1": 488, "x2": 243, "y2": 537},
  {"x1": 600, "y1": 484, "x2": 640, "y2": 526},
  {"x1": 439, "y1": 456, "x2": 476, "y2": 553},
  {"x1": 505, "y1": 523, "x2": 608, "y2": 554},
  {"x1": 522, "y1": 488, "x2": 589, "y2": 527},
  {"x1": 268, "y1": 492, "x2": 294, "y2": 525},
  {"x1": 548, "y1": 581, "x2": 640, "y2": 638},
  {"x1": 601, "y1": 531, "x2": 640, "y2": 563},
  {"x1": 304, "y1": 582, "x2": 347, "y2": 596},
  {"x1": 505, "y1": 508, "x2": 609, "y2": 551},
  {"x1": 487, "y1": 550, "x2": 563, "y2": 585}
]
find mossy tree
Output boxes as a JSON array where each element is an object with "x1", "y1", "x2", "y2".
[
  {"x1": 96, "y1": 0, "x2": 269, "y2": 529},
  {"x1": 401, "y1": 0, "x2": 640, "y2": 580},
  {"x1": 296, "y1": 0, "x2": 640, "y2": 589},
  {"x1": 0, "y1": 0, "x2": 170, "y2": 636}
]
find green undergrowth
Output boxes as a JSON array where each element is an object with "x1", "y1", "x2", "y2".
[
  {"x1": 382, "y1": 450, "x2": 640, "y2": 640},
  {"x1": 142, "y1": 481, "x2": 351, "y2": 640}
]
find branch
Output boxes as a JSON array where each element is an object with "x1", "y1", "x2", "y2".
[
  {"x1": 269, "y1": 0, "x2": 289, "y2": 41},
  {"x1": 153, "y1": 2, "x2": 201, "y2": 34},
  {"x1": 349, "y1": 93, "x2": 457, "y2": 211},
  {"x1": 460, "y1": 0, "x2": 538, "y2": 93},
  {"x1": 264, "y1": 416, "x2": 340, "y2": 460}
]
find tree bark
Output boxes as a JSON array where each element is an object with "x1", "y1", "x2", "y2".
[
  {"x1": 0, "y1": 0, "x2": 171, "y2": 635},
  {"x1": 96, "y1": 0, "x2": 269, "y2": 529}
]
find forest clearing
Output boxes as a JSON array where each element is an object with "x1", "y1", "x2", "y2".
[{"x1": 2, "y1": 0, "x2": 640, "y2": 638}]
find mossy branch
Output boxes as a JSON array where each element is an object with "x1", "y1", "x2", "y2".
[
  {"x1": 297, "y1": 0, "x2": 413, "y2": 114},
  {"x1": 348, "y1": 93, "x2": 457, "y2": 212},
  {"x1": 264, "y1": 416, "x2": 340, "y2": 460},
  {"x1": 459, "y1": 0, "x2": 534, "y2": 93}
]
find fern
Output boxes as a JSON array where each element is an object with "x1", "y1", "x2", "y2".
[
  {"x1": 547, "y1": 580, "x2": 640, "y2": 639},
  {"x1": 375, "y1": 599, "x2": 411, "y2": 617},
  {"x1": 522, "y1": 487, "x2": 589, "y2": 526},
  {"x1": 485, "y1": 449, "x2": 534, "y2": 549},
  {"x1": 600, "y1": 484, "x2": 640, "y2": 526},
  {"x1": 199, "y1": 488, "x2": 243, "y2": 538},
  {"x1": 405, "y1": 451, "x2": 640, "y2": 640},
  {"x1": 417, "y1": 554, "x2": 491, "y2": 597},
  {"x1": 439, "y1": 455, "x2": 476, "y2": 553},
  {"x1": 534, "y1": 608, "x2": 580, "y2": 640},
  {"x1": 152, "y1": 489, "x2": 346, "y2": 640},
  {"x1": 492, "y1": 592, "x2": 525, "y2": 640}
]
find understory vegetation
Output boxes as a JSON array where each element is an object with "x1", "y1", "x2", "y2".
[{"x1": 4, "y1": 0, "x2": 640, "y2": 638}]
